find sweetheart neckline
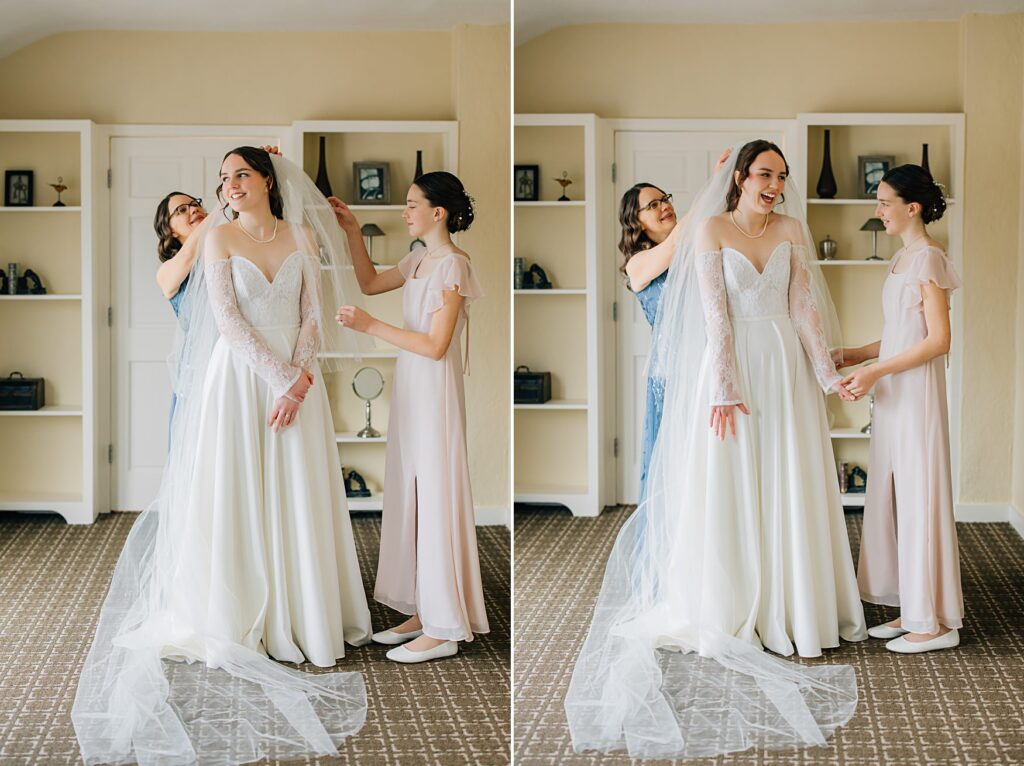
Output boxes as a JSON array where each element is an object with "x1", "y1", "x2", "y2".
[
  {"x1": 721, "y1": 240, "x2": 790, "y2": 276},
  {"x1": 231, "y1": 251, "x2": 303, "y2": 286}
]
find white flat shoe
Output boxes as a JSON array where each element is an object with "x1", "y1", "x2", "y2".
[
  {"x1": 386, "y1": 641, "x2": 458, "y2": 664},
  {"x1": 868, "y1": 623, "x2": 908, "y2": 639},
  {"x1": 372, "y1": 627, "x2": 423, "y2": 645},
  {"x1": 886, "y1": 629, "x2": 960, "y2": 654}
]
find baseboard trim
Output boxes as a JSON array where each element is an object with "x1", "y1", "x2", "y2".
[
  {"x1": 475, "y1": 505, "x2": 510, "y2": 527},
  {"x1": 955, "y1": 503, "x2": 1024, "y2": 540},
  {"x1": 1008, "y1": 507, "x2": 1024, "y2": 539},
  {"x1": 954, "y1": 503, "x2": 1013, "y2": 523}
]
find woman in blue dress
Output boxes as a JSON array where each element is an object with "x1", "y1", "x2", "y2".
[
  {"x1": 154, "y1": 191, "x2": 208, "y2": 432},
  {"x1": 619, "y1": 151, "x2": 731, "y2": 502}
]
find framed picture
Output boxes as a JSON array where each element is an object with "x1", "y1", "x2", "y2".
[
  {"x1": 4, "y1": 170, "x2": 34, "y2": 207},
  {"x1": 514, "y1": 164, "x2": 539, "y2": 201},
  {"x1": 353, "y1": 162, "x2": 390, "y2": 204},
  {"x1": 857, "y1": 155, "x2": 894, "y2": 199}
]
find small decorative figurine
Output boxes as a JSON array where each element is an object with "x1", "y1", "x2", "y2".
[
  {"x1": 49, "y1": 176, "x2": 68, "y2": 207},
  {"x1": 555, "y1": 171, "x2": 573, "y2": 202}
]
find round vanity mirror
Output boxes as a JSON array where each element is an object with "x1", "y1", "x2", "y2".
[{"x1": 352, "y1": 367, "x2": 385, "y2": 438}]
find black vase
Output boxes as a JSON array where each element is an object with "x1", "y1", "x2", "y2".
[
  {"x1": 414, "y1": 149, "x2": 424, "y2": 182},
  {"x1": 816, "y1": 129, "x2": 838, "y2": 199},
  {"x1": 921, "y1": 143, "x2": 931, "y2": 175},
  {"x1": 314, "y1": 136, "x2": 333, "y2": 198}
]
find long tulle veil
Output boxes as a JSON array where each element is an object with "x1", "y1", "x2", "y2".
[
  {"x1": 72, "y1": 152, "x2": 372, "y2": 765},
  {"x1": 564, "y1": 143, "x2": 858, "y2": 759}
]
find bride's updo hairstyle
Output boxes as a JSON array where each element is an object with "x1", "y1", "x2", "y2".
[
  {"x1": 216, "y1": 146, "x2": 285, "y2": 221},
  {"x1": 880, "y1": 164, "x2": 947, "y2": 223},
  {"x1": 413, "y1": 171, "x2": 475, "y2": 233},
  {"x1": 726, "y1": 139, "x2": 789, "y2": 212}
]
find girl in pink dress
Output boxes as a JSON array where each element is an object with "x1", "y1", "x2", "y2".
[
  {"x1": 839, "y1": 164, "x2": 964, "y2": 654},
  {"x1": 332, "y1": 171, "x2": 489, "y2": 664}
]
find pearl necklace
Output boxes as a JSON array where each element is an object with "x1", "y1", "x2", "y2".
[
  {"x1": 238, "y1": 217, "x2": 278, "y2": 244},
  {"x1": 729, "y1": 210, "x2": 770, "y2": 239}
]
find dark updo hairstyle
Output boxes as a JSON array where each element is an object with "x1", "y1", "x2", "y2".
[
  {"x1": 413, "y1": 171, "x2": 474, "y2": 233},
  {"x1": 617, "y1": 182, "x2": 665, "y2": 276},
  {"x1": 880, "y1": 164, "x2": 947, "y2": 223},
  {"x1": 216, "y1": 146, "x2": 284, "y2": 221},
  {"x1": 726, "y1": 139, "x2": 789, "y2": 212},
  {"x1": 154, "y1": 191, "x2": 200, "y2": 262}
]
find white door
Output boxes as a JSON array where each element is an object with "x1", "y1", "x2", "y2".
[
  {"x1": 614, "y1": 129, "x2": 787, "y2": 503},
  {"x1": 110, "y1": 134, "x2": 281, "y2": 510}
]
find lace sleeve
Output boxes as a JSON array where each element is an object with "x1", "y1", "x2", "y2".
[
  {"x1": 205, "y1": 258, "x2": 301, "y2": 398},
  {"x1": 291, "y1": 256, "x2": 321, "y2": 371},
  {"x1": 696, "y1": 250, "x2": 742, "y2": 406},
  {"x1": 789, "y1": 248, "x2": 841, "y2": 393}
]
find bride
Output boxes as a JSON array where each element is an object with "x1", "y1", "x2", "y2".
[
  {"x1": 73, "y1": 148, "x2": 373, "y2": 765},
  {"x1": 565, "y1": 140, "x2": 867, "y2": 759}
]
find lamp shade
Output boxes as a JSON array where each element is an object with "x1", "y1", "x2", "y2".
[
  {"x1": 860, "y1": 218, "x2": 886, "y2": 232},
  {"x1": 360, "y1": 223, "x2": 386, "y2": 237}
]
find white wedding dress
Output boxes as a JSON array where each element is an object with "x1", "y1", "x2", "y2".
[
  {"x1": 74, "y1": 248, "x2": 373, "y2": 766},
  {"x1": 566, "y1": 150, "x2": 868, "y2": 759},
  {"x1": 161, "y1": 251, "x2": 373, "y2": 663},
  {"x1": 623, "y1": 242, "x2": 866, "y2": 657}
]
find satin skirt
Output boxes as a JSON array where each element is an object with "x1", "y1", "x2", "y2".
[
  {"x1": 630, "y1": 315, "x2": 866, "y2": 657},
  {"x1": 165, "y1": 324, "x2": 373, "y2": 664}
]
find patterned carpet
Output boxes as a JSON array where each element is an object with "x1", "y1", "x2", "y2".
[
  {"x1": 514, "y1": 505, "x2": 1024, "y2": 765},
  {"x1": 0, "y1": 511, "x2": 510, "y2": 766}
]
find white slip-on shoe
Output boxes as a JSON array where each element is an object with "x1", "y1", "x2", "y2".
[
  {"x1": 886, "y1": 629, "x2": 960, "y2": 654},
  {"x1": 868, "y1": 623, "x2": 909, "y2": 639},
  {"x1": 385, "y1": 641, "x2": 459, "y2": 664},
  {"x1": 372, "y1": 627, "x2": 424, "y2": 645}
]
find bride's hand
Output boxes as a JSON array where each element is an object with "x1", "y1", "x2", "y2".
[
  {"x1": 327, "y1": 196, "x2": 359, "y2": 232},
  {"x1": 336, "y1": 305, "x2": 374, "y2": 334},
  {"x1": 259, "y1": 145, "x2": 282, "y2": 156},
  {"x1": 709, "y1": 403, "x2": 749, "y2": 440},
  {"x1": 841, "y1": 366, "x2": 880, "y2": 400},
  {"x1": 832, "y1": 380, "x2": 857, "y2": 402},
  {"x1": 268, "y1": 396, "x2": 300, "y2": 433},
  {"x1": 285, "y1": 369, "x2": 313, "y2": 403}
]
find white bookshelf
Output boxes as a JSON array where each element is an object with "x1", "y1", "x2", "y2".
[
  {"x1": 796, "y1": 113, "x2": 965, "y2": 507},
  {"x1": 0, "y1": 120, "x2": 99, "y2": 524},
  {"x1": 514, "y1": 114, "x2": 612, "y2": 517},
  {"x1": 293, "y1": 120, "x2": 458, "y2": 513}
]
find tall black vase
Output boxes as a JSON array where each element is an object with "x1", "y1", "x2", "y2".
[
  {"x1": 414, "y1": 149, "x2": 424, "y2": 182},
  {"x1": 816, "y1": 129, "x2": 838, "y2": 199},
  {"x1": 921, "y1": 143, "x2": 931, "y2": 175},
  {"x1": 314, "y1": 136, "x2": 333, "y2": 198}
]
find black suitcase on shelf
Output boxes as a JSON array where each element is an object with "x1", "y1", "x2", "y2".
[
  {"x1": 514, "y1": 365, "x2": 551, "y2": 404},
  {"x1": 0, "y1": 371, "x2": 45, "y2": 410}
]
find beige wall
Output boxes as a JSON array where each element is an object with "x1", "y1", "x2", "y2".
[
  {"x1": 959, "y1": 14, "x2": 1024, "y2": 513},
  {"x1": 517, "y1": 15, "x2": 1024, "y2": 510},
  {"x1": 452, "y1": 24, "x2": 512, "y2": 513},
  {"x1": 0, "y1": 31, "x2": 454, "y2": 123},
  {"x1": 1014, "y1": 30, "x2": 1024, "y2": 527},
  {"x1": 0, "y1": 25, "x2": 511, "y2": 514},
  {"x1": 516, "y1": 21, "x2": 962, "y2": 117}
]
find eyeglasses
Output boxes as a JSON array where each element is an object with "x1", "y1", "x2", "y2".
[
  {"x1": 170, "y1": 199, "x2": 203, "y2": 218},
  {"x1": 638, "y1": 193, "x2": 673, "y2": 214}
]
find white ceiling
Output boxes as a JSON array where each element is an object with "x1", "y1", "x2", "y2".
[
  {"x1": 515, "y1": 0, "x2": 1024, "y2": 45},
  {"x1": 0, "y1": 0, "x2": 510, "y2": 60}
]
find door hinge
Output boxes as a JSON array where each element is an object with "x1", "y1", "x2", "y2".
[
  {"x1": 107, "y1": 444, "x2": 114, "y2": 464},
  {"x1": 612, "y1": 301, "x2": 618, "y2": 321},
  {"x1": 611, "y1": 162, "x2": 617, "y2": 183},
  {"x1": 613, "y1": 437, "x2": 619, "y2": 458},
  {"x1": 107, "y1": 306, "x2": 113, "y2": 327},
  {"x1": 107, "y1": 168, "x2": 112, "y2": 188}
]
